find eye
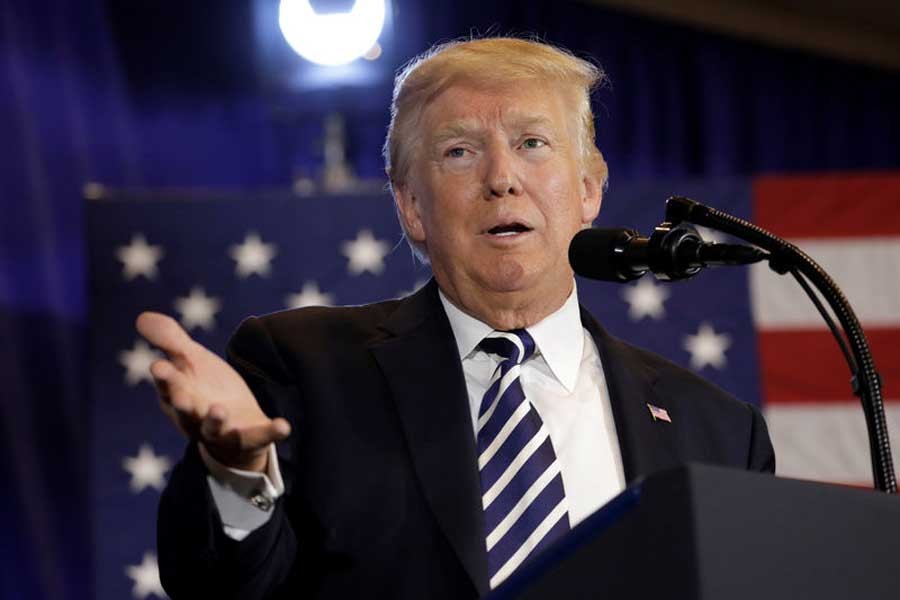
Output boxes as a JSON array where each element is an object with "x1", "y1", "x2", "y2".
[
  {"x1": 521, "y1": 137, "x2": 546, "y2": 150},
  {"x1": 446, "y1": 147, "x2": 467, "y2": 158}
]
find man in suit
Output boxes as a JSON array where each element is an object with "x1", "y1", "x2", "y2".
[{"x1": 137, "y1": 38, "x2": 775, "y2": 599}]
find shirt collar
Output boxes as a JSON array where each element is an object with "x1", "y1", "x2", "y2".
[
  {"x1": 438, "y1": 281, "x2": 584, "y2": 393},
  {"x1": 438, "y1": 289, "x2": 494, "y2": 361}
]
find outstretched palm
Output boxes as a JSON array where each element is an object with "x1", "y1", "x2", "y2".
[{"x1": 136, "y1": 312, "x2": 291, "y2": 472}]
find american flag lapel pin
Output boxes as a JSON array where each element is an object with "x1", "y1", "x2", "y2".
[{"x1": 647, "y1": 403, "x2": 672, "y2": 423}]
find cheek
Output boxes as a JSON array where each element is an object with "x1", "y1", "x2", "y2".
[
  {"x1": 419, "y1": 199, "x2": 473, "y2": 257},
  {"x1": 421, "y1": 183, "x2": 480, "y2": 233},
  {"x1": 537, "y1": 174, "x2": 584, "y2": 231}
]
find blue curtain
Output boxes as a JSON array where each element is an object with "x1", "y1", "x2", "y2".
[{"x1": 2, "y1": 0, "x2": 898, "y2": 597}]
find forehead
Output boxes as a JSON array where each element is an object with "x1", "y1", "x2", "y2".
[{"x1": 420, "y1": 80, "x2": 573, "y2": 137}]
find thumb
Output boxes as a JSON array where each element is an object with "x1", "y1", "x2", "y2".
[
  {"x1": 236, "y1": 418, "x2": 292, "y2": 450},
  {"x1": 269, "y1": 417, "x2": 292, "y2": 440}
]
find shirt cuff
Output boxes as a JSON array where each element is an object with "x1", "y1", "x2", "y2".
[{"x1": 199, "y1": 443, "x2": 285, "y2": 541}]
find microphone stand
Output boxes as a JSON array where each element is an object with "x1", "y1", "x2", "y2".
[{"x1": 664, "y1": 196, "x2": 896, "y2": 493}]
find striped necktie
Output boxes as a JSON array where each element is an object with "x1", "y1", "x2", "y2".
[{"x1": 476, "y1": 329, "x2": 570, "y2": 589}]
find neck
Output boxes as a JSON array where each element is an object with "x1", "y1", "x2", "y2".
[{"x1": 438, "y1": 278, "x2": 574, "y2": 331}]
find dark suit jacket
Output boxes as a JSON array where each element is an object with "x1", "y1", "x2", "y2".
[{"x1": 158, "y1": 279, "x2": 775, "y2": 599}]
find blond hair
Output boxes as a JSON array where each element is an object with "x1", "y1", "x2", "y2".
[{"x1": 384, "y1": 37, "x2": 608, "y2": 187}]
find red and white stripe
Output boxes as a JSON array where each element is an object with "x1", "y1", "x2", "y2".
[{"x1": 751, "y1": 173, "x2": 900, "y2": 487}]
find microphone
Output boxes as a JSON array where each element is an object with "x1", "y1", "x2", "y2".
[{"x1": 569, "y1": 223, "x2": 767, "y2": 282}]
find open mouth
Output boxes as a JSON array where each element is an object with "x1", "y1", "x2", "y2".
[{"x1": 486, "y1": 222, "x2": 533, "y2": 237}]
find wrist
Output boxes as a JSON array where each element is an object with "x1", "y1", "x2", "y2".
[{"x1": 200, "y1": 443, "x2": 269, "y2": 473}]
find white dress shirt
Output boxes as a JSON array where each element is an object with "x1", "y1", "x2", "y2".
[
  {"x1": 201, "y1": 443, "x2": 284, "y2": 541},
  {"x1": 439, "y1": 282, "x2": 625, "y2": 527},
  {"x1": 204, "y1": 280, "x2": 625, "y2": 538}
]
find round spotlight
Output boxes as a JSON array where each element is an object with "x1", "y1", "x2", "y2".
[
  {"x1": 279, "y1": 0, "x2": 386, "y2": 67},
  {"x1": 363, "y1": 42, "x2": 382, "y2": 61}
]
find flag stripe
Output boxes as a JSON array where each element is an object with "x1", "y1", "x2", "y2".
[
  {"x1": 750, "y1": 239, "x2": 900, "y2": 328},
  {"x1": 758, "y1": 328, "x2": 900, "y2": 404},
  {"x1": 754, "y1": 172, "x2": 900, "y2": 489},
  {"x1": 765, "y1": 402, "x2": 900, "y2": 485},
  {"x1": 754, "y1": 173, "x2": 900, "y2": 238}
]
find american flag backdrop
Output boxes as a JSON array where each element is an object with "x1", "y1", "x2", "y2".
[{"x1": 86, "y1": 175, "x2": 900, "y2": 599}]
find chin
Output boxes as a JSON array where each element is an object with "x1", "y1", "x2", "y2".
[{"x1": 480, "y1": 259, "x2": 538, "y2": 293}]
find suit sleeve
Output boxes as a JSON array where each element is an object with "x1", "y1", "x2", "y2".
[{"x1": 157, "y1": 316, "x2": 302, "y2": 599}]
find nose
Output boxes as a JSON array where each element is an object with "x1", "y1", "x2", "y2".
[{"x1": 484, "y1": 145, "x2": 523, "y2": 198}]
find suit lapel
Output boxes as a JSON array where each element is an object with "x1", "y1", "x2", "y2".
[
  {"x1": 369, "y1": 281, "x2": 489, "y2": 595},
  {"x1": 367, "y1": 288, "x2": 676, "y2": 591},
  {"x1": 580, "y1": 306, "x2": 681, "y2": 484}
]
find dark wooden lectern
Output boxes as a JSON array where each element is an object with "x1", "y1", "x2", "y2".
[{"x1": 492, "y1": 464, "x2": 900, "y2": 599}]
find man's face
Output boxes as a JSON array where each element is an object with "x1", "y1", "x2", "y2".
[{"x1": 395, "y1": 80, "x2": 602, "y2": 317}]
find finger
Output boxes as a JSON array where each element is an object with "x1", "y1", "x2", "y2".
[
  {"x1": 200, "y1": 403, "x2": 228, "y2": 440},
  {"x1": 154, "y1": 389, "x2": 200, "y2": 439},
  {"x1": 232, "y1": 419, "x2": 292, "y2": 451},
  {"x1": 158, "y1": 401, "x2": 196, "y2": 439},
  {"x1": 270, "y1": 417, "x2": 292, "y2": 440},
  {"x1": 149, "y1": 359, "x2": 194, "y2": 412},
  {"x1": 136, "y1": 311, "x2": 194, "y2": 358},
  {"x1": 150, "y1": 367, "x2": 171, "y2": 402},
  {"x1": 150, "y1": 358, "x2": 177, "y2": 384}
]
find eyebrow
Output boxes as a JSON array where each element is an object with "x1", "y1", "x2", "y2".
[
  {"x1": 430, "y1": 115, "x2": 557, "y2": 145},
  {"x1": 430, "y1": 122, "x2": 481, "y2": 145},
  {"x1": 506, "y1": 115, "x2": 556, "y2": 132}
]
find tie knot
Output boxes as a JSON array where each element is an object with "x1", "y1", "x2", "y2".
[{"x1": 478, "y1": 329, "x2": 536, "y2": 364}]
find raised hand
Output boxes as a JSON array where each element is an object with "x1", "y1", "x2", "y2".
[{"x1": 136, "y1": 312, "x2": 291, "y2": 472}]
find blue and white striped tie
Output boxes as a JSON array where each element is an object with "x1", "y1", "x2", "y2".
[{"x1": 477, "y1": 329, "x2": 570, "y2": 589}]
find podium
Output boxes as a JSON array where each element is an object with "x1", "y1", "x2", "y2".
[{"x1": 491, "y1": 464, "x2": 900, "y2": 599}]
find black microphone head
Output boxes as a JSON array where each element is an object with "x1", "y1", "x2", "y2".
[{"x1": 569, "y1": 228, "x2": 646, "y2": 282}]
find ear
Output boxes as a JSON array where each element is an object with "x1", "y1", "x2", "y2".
[
  {"x1": 393, "y1": 181, "x2": 427, "y2": 243},
  {"x1": 579, "y1": 151, "x2": 606, "y2": 225}
]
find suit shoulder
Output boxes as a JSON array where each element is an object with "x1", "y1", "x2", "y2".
[
  {"x1": 604, "y1": 332, "x2": 750, "y2": 413},
  {"x1": 226, "y1": 298, "x2": 402, "y2": 378},
  {"x1": 582, "y1": 309, "x2": 773, "y2": 471},
  {"x1": 624, "y1": 339, "x2": 721, "y2": 388},
  {"x1": 608, "y1": 332, "x2": 773, "y2": 471},
  {"x1": 240, "y1": 298, "x2": 401, "y2": 346}
]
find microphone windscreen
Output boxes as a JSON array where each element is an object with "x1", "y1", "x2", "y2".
[{"x1": 568, "y1": 228, "x2": 637, "y2": 282}]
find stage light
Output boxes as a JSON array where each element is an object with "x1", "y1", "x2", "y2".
[{"x1": 278, "y1": 0, "x2": 386, "y2": 67}]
